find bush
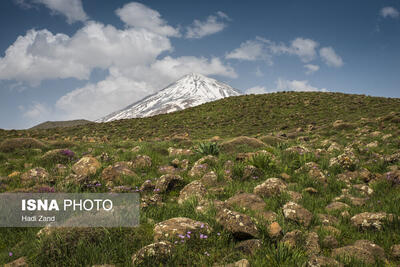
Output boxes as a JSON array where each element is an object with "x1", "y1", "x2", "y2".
[
  {"x1": 248, "y1": 153, "x2": 276, "y2": 171},
  {"x1": 196, "y1": 142, "x2": 220, "y2": 156}
]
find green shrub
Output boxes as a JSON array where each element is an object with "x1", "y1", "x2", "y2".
[
  {"x1": 196, "y1": 142, "x2": 220, "y2": 156},
  {"x1": 0, "y1": 138, "x2": 47, "y2": 153},
  {"x1": 248, "y1": 153, "x2": 276, "y2": 171}
]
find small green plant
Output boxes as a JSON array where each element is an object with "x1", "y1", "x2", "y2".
[
  {"x1": 196, "y1": 142, "x2": 220, "y2": 156},
  {"x1": 249, "y1": 153, "x2": 276, "y2": 171}
]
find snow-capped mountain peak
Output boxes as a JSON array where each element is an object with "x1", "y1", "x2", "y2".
[{"x1": 96, "y1": 73, "x2": 240, "y2": 122}]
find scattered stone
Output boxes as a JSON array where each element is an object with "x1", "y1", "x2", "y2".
[
  {"x1": 141, "y1": 194, "x2": 163, "y2": 209},
  {"x1": 258, "y1": 211, "x2": 278, "y2": 222},
  {"x1": 20, "y1": 167, "x2": 49, "y2": 184},
  {"x1": 132, "y1": 155, "x2": 152, "y2": 168},
  {"x1": 225, "y1": 193, "x2": 266, "y2": 212},
  {"x1": 390, "y1": 244, "x2": 400, "y2": 258},
  {"x1": 235, "y1": 239, "x2": 262, "y2": 255},
  {"x1": 178, "y1": 180, "x2": 207, "y2": 204},
  {"x1": 154, "y1": 174, "x2": 184, "y2": 193},
  {"x1": 101, "y1": 162, "x2": 137, "y2": 182},
  {"x1": 332, "y1": 245, "x2": 375, "y2": 264},
  {"x1": 131, "y1": 241, "x2": 174, "y2": 266},
  {"x1": 350, "y1": 212, "x2": 394, "y2": 230},
  {"x1": 348, "y1": 196, "x2": 367, "y2": 206},
  {"x1": 253, "y1": 178, "x2": 287, "y2": 197},
  {"x1": 305, "y1": 232, "x2": 320, "y2": 255},
  {"x1": 322, "y1": 235, "x2": 339, "y2": 249},
  {"x1": 307, "y1": 255, "x2": 342, "y2": 267},
  {"x1": 4, "y1": 257, "x2": 28, "y2": 267},
  {"x1": 352, "y1": 184, "x2": 373, "y2": 196},
  {"x1": 216, "y1": 208, "x2": 259, "y2": 240},
  {"x1": 329, "y1": 150, "x2": 359, "y2": 170},
  {"x1": 168, "y1": 147, "x2": 193, "y2": 156},
  {"x1": 287, "y1": 191, "x2": 302, "y2": 202},
  {"x1": 282, "y1": 202, "x2": 313, "y2": 227},
  {"x1": 353, "y1": 240, "x2": 385, "y2": 260},
  {"x1": 267, "y1": 222, "x2": 282, "y2": 238},
  {"x1": 158, "y1": 165, "x2": 180, "y2": 175},
  {"x1": 325, "y1": 202, "x2": 350, "y2": 212},
  {"x1": 153, "y1": 217, "x2": 212, "y2": 242},
  {"x1": 200, "y1": 171, "x2": 218, "y2": 187},
  {"x1": 281, "y1": 230, "x2": 302, "y2": 248},
  {"x1": 72, "y1": 156, "x2": 101, "y2": 176},
  {"x1": 304, "y1": 187, "x2": 318, "y2": 194}
]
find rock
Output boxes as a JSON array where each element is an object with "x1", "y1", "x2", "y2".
[
  {"x1": 200, "y1": 171, "x2": 218, "y2": 187},
  {"x1": 253, "y1": 178, "x2": 287, "y2": 197},
  {"x1": 154, "y1": 174, "x2": 184, "y2": 193},
  {"x1": 304, "y1": 187, "x2": 318, "y2": 194},
  {"x1": 332, "y1": 120, "x2": 355, "y2": 130},
  {"x1": 347, "y1": 196, "x2": 367, "y2": 206},
  {"x1": 216, "y1": 208, "x2": 259, "y2": 240},
  {"x1": 8, "y1": 171, "x2": 21, "y2": 178},
  {"x1": 158, "y1": 165, "x2": 180, "y2": 175},
  {"x1": 329, "y1": 150, "x2": 359, "y2": 170},
  {"x1": 225, "y1": 193, "x2": 266, "y2": 212},
  {"x1": 385, "y1": 170, "x2": 400, "y2": 185},
  {"x1": 280, "y1": 173, "x2": 291, "y2": 181},
  {"x1": 282, "y1": 202, "x2": 313, "y2": 227},
  {"x1": 352, "y1": 184, "x2": 373, "y2": 196},
  {"x1": 267, "y1": 222, "x2": 282, "y2": 238},
  {"x1": 307, "y1": 255, "x2": 342, "y2": 267},
  {"x1": 242, "y1": 165, "x2": 262, "y2": 180},
  {"x1": 72, "y1": 156, "x2": 101, "y2": 176},
  {"x1": 20, "y1": 167, "x2": 49, "y2": 184},
  {"x1": 140, "y1": 179, "x2": 155, "y2": 192},
  {"x1": 305, "y1": 232, "x2": 320, "y2": 255},
  {"x1": 258, "y1": 211, "x2": 278, "y2": 222},
  {"x1": 214, "y1": 259, "x2": 250, "y2": 267},
  {"x1": 132, "y1": 155, "x2": 152, "y2": 168},
  {"x1": 141, "y1": 194, "x2": 163, "y2": 209},
  {"x1": 41, "y1": 149, "x2": 76, "y2": 164},
  {"x1": 101, "y1": 162, "x2": 136, "y2": 182},
  {"x1": 281, "y1": 230, "x2": 302, "y2": 248},
  {"x1": 366, "y1": 141, "x2": 378, "y2": 148},
  {"x1": 188, "y1": 163, "x2": 210, "y2": 177},
  {"x1": 4, "y1": 257, "x2": 28, "y2": 267},
  {"x1": 322, "y1": 235, "x2": 339, "y2": 249},
  {"x1": 287, "y1": 191, "x2": 302, "y2": 202},
  {"x1": 53, "y1": 164, "x2": 67, "y2": 175},
  {"x1": 353, "y1": 240, "x2": 385, "y2": 260},
  {"x1": 327, "y1": 142, "x2": 341, "y2": 152},
  {"x1": 131, "y1": 241, "x2": 174, "y2": 266},
  {"x1": 97, "y1": 152, "x2": 113, "y2": 162},
  {"x1": 153, "y1": 217, "x2": 212, "y2": 242},
  {"x1": 350, "y1": 212, "x2": 394, "y2": 230},
  {"x1": 390, "y1": 244, "x2": 400, "y2": 258},
  {"x1": 235, "y1": 239, "x2": 262, "y2": 255},
  {"x1": 325, "y1": 202, "x2": 350, "y2": 212},
  {"x1": 314, "y1": 225, "x2": 341, "y2": 236},
  {"x1": 168, "y1": 147, "x2": 193, "y2": 156},
  {"x1": 178, "y1": 180, "x2": 207, "y2": 204}
]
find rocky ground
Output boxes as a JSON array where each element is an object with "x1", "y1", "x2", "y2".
[{"x1": 0, "y1": 93, "x2": 400, "y2": 266}]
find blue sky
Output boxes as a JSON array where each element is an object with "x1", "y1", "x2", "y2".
[{"x1": 0, "y1": 0, "x2": 399, "y2": 129}]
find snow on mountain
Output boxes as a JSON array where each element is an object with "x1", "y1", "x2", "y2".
[{"x1": 96, "y1": 73, "x2": 241, "y2": 122}]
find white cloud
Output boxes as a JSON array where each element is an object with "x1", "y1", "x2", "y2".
[
  {"x1": 276, "y1": 78, "x2": 327, "y2": 92},
  {"x1": 21, "y1": 102, "x2": 52, "y2": 119},
  {"x1": 255, "y1": 67, "x2": 263, "y2": 77},
  {"x1": 115, "y1": 2, "x2": 180, "y2": 37},
  {"x1": 226, "y1": 37, "x2": 319, "y2": 63},
  {"x1": 225, "y1": 39, "x2": 272, "y2": 63},
  {"x1": 319, "y1": 47, "x2": 343, "y2": 67},
  {"x1": 380, "y1": 6, "x2": 399, "y2": 19},
  {"x1": 15, "y1": 0, "x2": 88, "y2": 24},
  {"x1": 186, "y1": 12, "x2": 230, "y2": 39},
  {"x1": 245, "y1": 86, "x2": 268, "y2": 95},
  {"x1": 304, "y1": 64, "x2": 319, "y2": 74}
]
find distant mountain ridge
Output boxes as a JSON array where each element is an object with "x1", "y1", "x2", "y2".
[
  {"x1": 96, "y1": 73, "x2": 241, "y2": 123},
  {"x1": 30, "y1": 119, "x2": 93, "y2": 130}
]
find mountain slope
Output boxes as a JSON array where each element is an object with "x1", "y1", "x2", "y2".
[
  {"x1": 29, "y1": 119, "x2": 93, "y2": 130},
  {"x1": 96, "y1": 73, "x2": 241, "y2": 122}
]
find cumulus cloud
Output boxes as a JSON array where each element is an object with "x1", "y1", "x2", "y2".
[
  {"x1": 186, "y1": 12, "x2": 230, "y2": 39},
  {"x1": 319, "y1": 47, "x2": 343, "y2": 67},
  {"x1": 380, "y1": 6, "x2": 399, "y2": 19},
  {"x1": 304, "y1": 64, "x2": 319, "y2": 74},
  {"x1": 245, "y1": 86, "x2": 268, "y2": 95},
  {"x1": 226, "y1": 37, "x2": 319, "y2": 64},
  {"x1": 276, "y1": 78, "x2": 327, "y2": 92},
  {"x1": 115, "y1": 2, "x2": 180, "y2": 37},
  {"x1": 15, "y1": 0, "x2": 88, "y2": 23}
]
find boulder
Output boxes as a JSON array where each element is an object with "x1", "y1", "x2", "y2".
[
  {"x1": 253, "y1": 178, "x2": 287, "y2": 197},
  {"x1": 225, "y1": 193, "x2": 266, "y2": 212},
  {"x1": 351, "y1": 212, "x2": 394, "y2": 230},
  {"x1": 154, "y1": 174, "x2": 184, "y2": 193},
  {"x1": 305, "y1": 232, "x2": 320, "y2": 255},
  {"x1": 200, "y1": 171, "x2": 218, "y2": 187},
  {"x1": 131, "y1": 241, "x2": 174, "y2": 266},
  {"x1": 177, "y1": 180, "x2": 207, "y2": 204},
  {"x1": 21, "y1": 167, "x2": 49, "y2": 184},
  {"x1": 325, "y1": 202, "x2": 350, "y2": 212},
  {"x1": 267, "y1": 222, "x2": 282, "y2": 238},
  {"x1": 307, "y1": 255, "x2": 342, "y2": 267},
  {"x1": 72, "y1": 156, "x2": 101, "y2": 176},
  {"x1": 235, "y1": 239, "x2": 262, "y2": 255},
  {"x1": 132, "y1": 155, "x2": 152, "y2": 168},
  {"x1": 282, "y1": 202, "x2": 313, "y2": 227},
  {"x1": 216, "y1": 208, "x2": 259, "y2": 240},
  {"x1": 281, "y1": 230, "x2": 302, "y2": 248},
  {"x1": 101, "y1": 162, "x2": 136, "y2": 182}
]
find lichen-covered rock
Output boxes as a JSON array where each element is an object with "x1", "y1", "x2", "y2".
[
  {"x1": 153, "y1": 217, "x2": 212, "y2": 242},
  {"x1": 188, "y1": 163, "x2": 210, "y2": 177},
  {"x1": 200, "y1": 171, "x2": 218, "y2": 187},
  {"x1": 390, "y1": 244, "x2": 400, "y2": 258},
  {"x1": 154, "y1": 174, "x2": 184, "y2": 193},
  {"x1": 331, "y1": 240, "x2": 385, "y2": 265},
  {"x1": 4, "y1": 257, "x2": 28, "y2": 267},
  {"x1": 132, "y1": 155, "x2": 152, "y2": 169},
  {"x1": 158, "y1": 165, "x2": 180, "y2": 175},
  {"x1": 305, "y1": 232, "x2": 320, "y2": 255},
  {"x1": 225, "y1": 193, "x2": 266, "y2": 212},
  {"x1": 325, "y1": 202, "x2": 350, "y2": 212},
  {"x1": 235, "y1": 239, "x2": 262, "y2": 255},
  {"x1": 282, "y1": 202, "x2": 313, "y2": 227},
  {"x1": 281, "y1": 230, "x2": 303, "y2": 248},
  {"x1": 353, "y1": 240, "x2": 385, "y2": 260},
  {"x1": 131, "y1": 241, "x2": 174, "y2": 266},
  {"x1": 307, "y1": 255, "x2": 342, "y2": 267},
  {"x1": 101, "y1": 162, "x2": 136, "y2": 182},
  {"x1": 287, "y1": 191, "x2": 302, "y2": 202},
  {"x1": 329, "y1": 150, "x2": 359, "y2": 170},
  {"x1": 140, "y1": 179, "x2": 155, "y2": 192},
  {"x1": 253, "y1": 178, "x2": 287, "y2": 197},
  {"x1": 216, "y1": 208, "x2": 259, "y2": 240},
  {"x1": 177, "y1": 180, "x2": 207, "y2": 204},
  {"x1": 141, "y1": 194, "x2": 163, "y2": 209},
  {"x1": 350, "y1": 212, "x2": 394, "y2": 230},
  {"x1": 21, "y1": 167, "x2": 49, "y2": 184},
  {"x1": 72, "y1": 156, "x2": 101, "y2": 176},
  {"x1": 322, "y1": 235, "x2": 339, "y2": 249}
]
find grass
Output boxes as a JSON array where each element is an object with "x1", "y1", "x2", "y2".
[{"x1": 0, "y1": 92, "x2": 400, "y2": 266}]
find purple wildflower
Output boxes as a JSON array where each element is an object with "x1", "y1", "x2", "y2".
[
  {"x1": 204, "y1": 251, "x2": 210, "y2": 256},
  {"x1": 200, "y1": 223, "x2": 204, "y2": 228},
  {"x1": 178, "y1": 234, "x2": 185, "y2": 239},
  {"x1": 9, "y1": 252, "x2": 12, "y2": 257},
  {"x1": 217, "y1": 232, "x2": 221, "y2": 236},
  {"x1": 200, "y1": 234, "x2": 204, "y2": 239},
  {"x1": 60, "y1": 149, "x2": 75, "y2": 157}
]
